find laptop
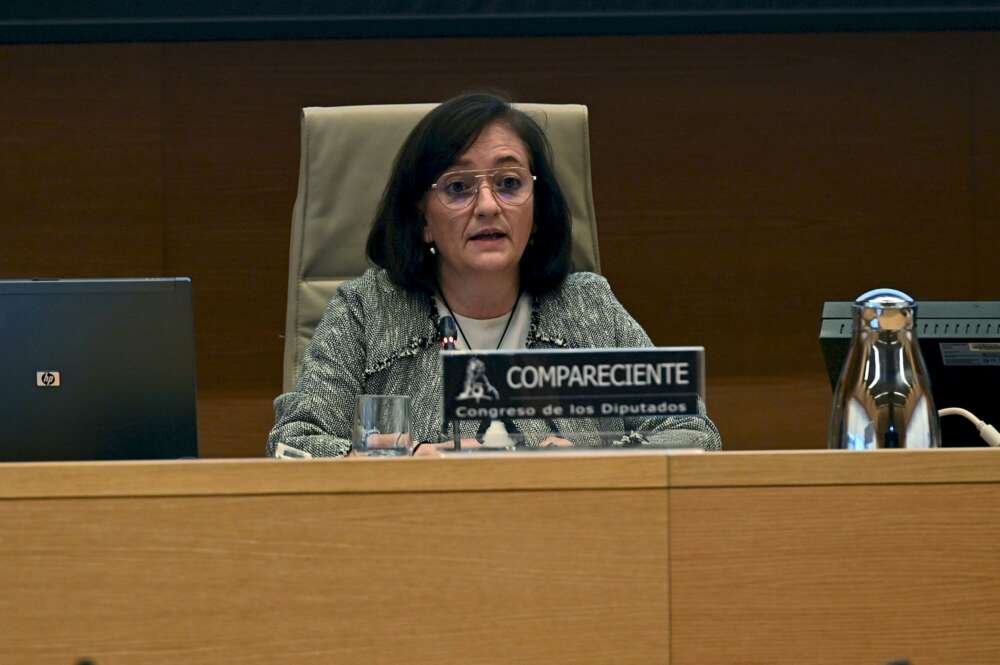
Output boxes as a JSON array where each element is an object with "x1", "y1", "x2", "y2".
[{"x1": 0, "y1": 278, "x2": 199, "y2": 462}]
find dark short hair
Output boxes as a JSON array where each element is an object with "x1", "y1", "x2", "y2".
[{"x1": 366, "y1": 92, "x2": 573, "y2": 297}]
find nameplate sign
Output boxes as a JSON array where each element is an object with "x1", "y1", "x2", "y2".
[{"x1": 441, "y1": 347, "x2": 704, "y2": 421}]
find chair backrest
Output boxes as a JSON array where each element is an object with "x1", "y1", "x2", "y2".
[{"x1": 283, "y1": 103, "x2": 601, "y2": 391}]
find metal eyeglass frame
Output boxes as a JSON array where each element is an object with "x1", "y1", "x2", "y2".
[{"x1": 430, "y1": 166, "x2": 537, "y2": 210}]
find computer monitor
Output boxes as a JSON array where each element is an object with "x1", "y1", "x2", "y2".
[
  {"x1": 820, "y1": 301, "x2": 1000, "y2": 447},
  {"x1": 0, "y1": 278, "x2": 198, "y2": 461}
]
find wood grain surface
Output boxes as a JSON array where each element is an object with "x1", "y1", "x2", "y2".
[
  {"x1": 0, "y1": 451, "x2": 671, "y2": 499},
  {"x1": 2, "y1": 450, "x2": 999, "y2": 663},
  {"x1": 0, "y1": 484, "x2": 670, "y2": 664},
  {"x1": 2, "y1": 32, "x2": 997, "y2": 455},
  {"x1": 670, "y1": 483, "x2": 1000, "y2": 664},
  {"x1": 669, "y1": 447, "x2": 1000, "y2": 487}
]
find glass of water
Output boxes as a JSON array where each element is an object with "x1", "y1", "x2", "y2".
[{"x1": 352, "y1": 395, "x2": 412, "y2": 456}]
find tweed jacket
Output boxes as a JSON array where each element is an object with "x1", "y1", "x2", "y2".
[{"x1": 267, "y1": 268, "x2": 722, "y2": 457}]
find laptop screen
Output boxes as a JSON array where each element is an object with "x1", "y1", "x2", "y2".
[{"x1": 0, "y1": 278, "x2": 198, "y2": 461}]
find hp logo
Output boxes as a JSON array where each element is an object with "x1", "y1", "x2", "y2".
[{"x1": 36, "y1": 371, "x2": 61, "y2": 387}]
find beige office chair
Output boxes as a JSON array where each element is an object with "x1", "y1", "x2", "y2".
[{"x1": 282, "y1": 103, "x2": 601, "y2": 391}]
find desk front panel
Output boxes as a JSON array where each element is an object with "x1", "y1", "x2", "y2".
[
  {"x1": 670, "y1": 481, "x2": 1000, "y2": 664},
  {"x1": 0, "y1": 479, "x2": 669, "y2": 664}
]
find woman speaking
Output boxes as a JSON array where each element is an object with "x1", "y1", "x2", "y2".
[{"x1": 267, "y1": 92, "x2": 721, "y2": 456}]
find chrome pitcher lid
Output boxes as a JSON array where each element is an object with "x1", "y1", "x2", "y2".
[{"x1": 853, "y1": 288, "x2": 916, "y2": 332}]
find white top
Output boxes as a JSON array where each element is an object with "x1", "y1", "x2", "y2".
[
  {"x1": 434, "y1": 292, "x2": 532, "y2": 448},
  {"x1": 434, "y1": 292, "x2": 532, "y2": 351}
]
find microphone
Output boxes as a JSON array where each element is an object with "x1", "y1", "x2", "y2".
[
  {"x1": 439, "y1": 315, "x2": 458, "y2": 350},
  {"x1": 437, "y1": 315, "x2": 460, "y2": 451}
]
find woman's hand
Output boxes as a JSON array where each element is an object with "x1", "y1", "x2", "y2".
[
  {"x1": 412, "y1": 439, "x2": 484, "y2": 456},
  {"x1": 410, "y1": 436, "x2": 573, "y2": 455},
  {"x1": 364, "y1": 433, "x2": 410, "y2": 451}
]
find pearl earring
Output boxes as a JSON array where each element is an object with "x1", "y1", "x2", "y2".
[{"x1": 428, "y1": 243, "x2": 437, "y2": 255}]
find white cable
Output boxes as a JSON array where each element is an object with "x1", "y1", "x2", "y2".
[
  {"x1": 939, "y1": 407, "x2": 980, "y2": 424},
  {"x1": 938, "y1": 407, "x2": 1000, "y2": 447}
]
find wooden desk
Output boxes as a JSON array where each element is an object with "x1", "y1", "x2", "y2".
[
  {"x1": 669, "y1": 449, "x2": 1000, "y2": 664},
  {"x1": 1, "y1": 449, "x2": 998, "y2": 664}
]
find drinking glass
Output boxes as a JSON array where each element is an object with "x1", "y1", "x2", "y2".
[{"x1": 352, "y1": 395, "x2": 412, "y2": 456}]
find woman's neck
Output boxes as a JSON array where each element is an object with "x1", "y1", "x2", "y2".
[{"x1": 438, "y1": 271, "x2": 520, "y2": 319}]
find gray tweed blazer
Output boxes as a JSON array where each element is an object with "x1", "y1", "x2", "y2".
[{"x1": 267, "y1": 268, "x2": 722, "y2": 456}]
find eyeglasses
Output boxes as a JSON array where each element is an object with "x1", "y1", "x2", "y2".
[{"x1": 430, "y1": 166, "x2": 536, "y2": 210}]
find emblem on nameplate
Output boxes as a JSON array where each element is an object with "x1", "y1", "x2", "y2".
[{"x1": 456, "y1": 357, "x2": 500, "y2": 403}]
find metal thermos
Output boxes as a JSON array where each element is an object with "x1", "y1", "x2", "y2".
[{"x1": 828, "y1": 288, "x2": 941, "y2": 450}]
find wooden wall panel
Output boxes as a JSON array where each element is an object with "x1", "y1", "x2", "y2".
[
  {"x1": 2, "y1": 32, "x2": 996, "y2": 456},
  {"x1": 594, "y1": 33, "x2": 974, "y2": 364},
  {"x1": 0, "y1": 44, "x2": 164, "y2": 277},
  {"x1": 972, "y1": 32, "x2": 1000, "y2": 299},
  {"x1": 708, "y1": 374, "x2": 834, "y2": 450}
]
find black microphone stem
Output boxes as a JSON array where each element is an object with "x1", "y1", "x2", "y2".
[{"x1": 439, "y1": 315, "x2": 461, "y2": 452}]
